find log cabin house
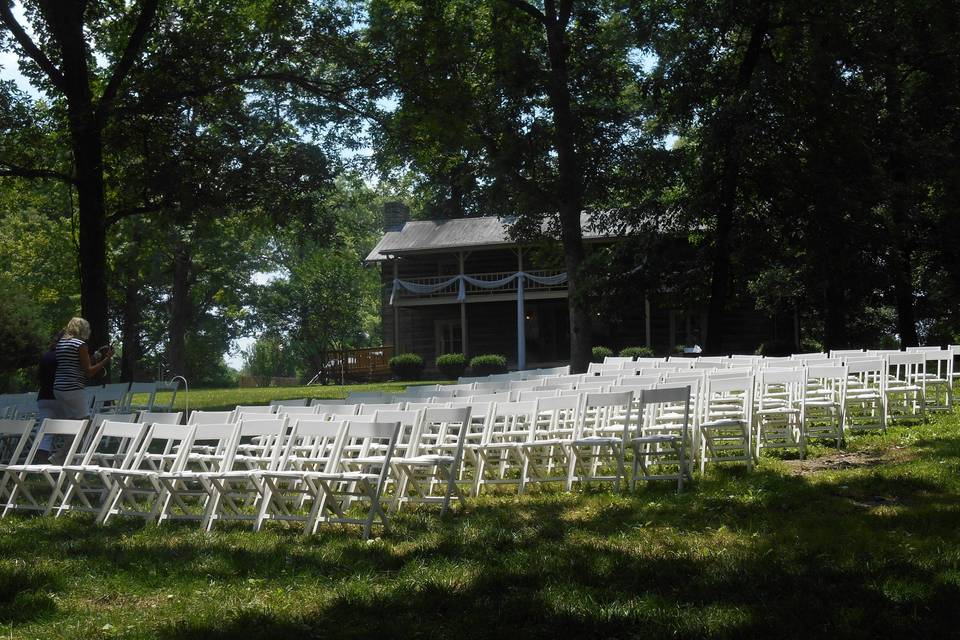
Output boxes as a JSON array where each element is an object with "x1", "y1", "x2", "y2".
[{"x1": 364, "y1": 203, "x2": 796, "y2": 372}]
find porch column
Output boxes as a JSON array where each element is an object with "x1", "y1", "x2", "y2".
[
  {"x1": 517, "y1": 248, "x2": 526, "y2": 370},
  {"x1": 459, "y1": 252, "x2": 469, "y2": 359},
  {"x1": 392, "y1": 260, "x2": 400, "y2": 353}
]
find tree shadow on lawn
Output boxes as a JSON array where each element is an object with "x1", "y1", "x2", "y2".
[{"x1": 2, "y1": 442, "x2": 960, "y2": 637}]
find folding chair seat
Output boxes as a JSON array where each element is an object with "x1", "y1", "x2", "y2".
[
  {"x1": 474, "y1": 401, "x2": 539, "y2": 495},
  {"x1": 803, "y1": 364, "x2": 845, "y2": 448},
  {"x1": 390, "y1": 407, "x2": 471, "y2": 514},
  {"x1": 885, "y1": 352, "x2": 926, "y2": 422},
  {"x1": 565, "y1": 391, "x2": 633, "y2": 491},
  {"x1": 518, "y1": 395, "x2": 578, "y2": 490},
  {"x1": 56, "y1": 420, "x2": 148, "y2": 517},
  {"x1": 754, "y1": 369, "x2": 806, "y2": 458},
  {"x1": 98, "y1": 423, "x2": 196, "y2": 525},
  {"x1": 843, "y1": 359, "x2": 886, "y2": 432},
  {"x1": 699, "y1": 377, "x2": 753, "y2": 472},
  {"x1": 630, "y1": 386, "x2": 692, "y2": 492},
  {"x1": 1, "y1": 419, "x2": 89, "y2": 517}
]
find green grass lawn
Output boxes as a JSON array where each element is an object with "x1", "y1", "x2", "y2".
[
  {"x1": 141, "y1": 381, "x2": 450, "y2": 412},
  {"x1": 3, "y1": 408, "x2": 960, "y2": 638}
]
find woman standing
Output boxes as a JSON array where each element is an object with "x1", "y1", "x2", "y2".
[{"x1": 54, "y1": 317, "x2": 113, "y2": 419}]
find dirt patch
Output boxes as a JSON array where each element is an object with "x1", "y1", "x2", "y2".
[{"x1": 783, "y1": 446, "x2": 915, "y2": 477}]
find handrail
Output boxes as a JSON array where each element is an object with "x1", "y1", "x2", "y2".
[{"x1": 394, "y1": 270, "x2": 566, "y2": 299}]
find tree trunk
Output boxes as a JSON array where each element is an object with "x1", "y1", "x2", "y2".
[
  {"x1": 704, "y1": 7, "x2": 769, "y2": 355},
  {"x1": 168, "y1": 239, "x2": 192, "y2": 378},
  {"x1": 120, "y1": 278, "x2": 142, "y2": 382},
  {"x1": 544, "y1": 15, "x2": 592, "y2": 374}
]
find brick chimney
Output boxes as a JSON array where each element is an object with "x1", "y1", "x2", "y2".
[{"x1": 383, "y1": 201, "x2": 410, "y2": 232}]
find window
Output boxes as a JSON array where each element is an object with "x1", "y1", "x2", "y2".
[{"x1": 436, "y1": 320, "x2": 463, "y2": 355}]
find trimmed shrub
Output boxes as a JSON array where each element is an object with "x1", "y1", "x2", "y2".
[
  {"x1": 436, "y1": 353, "x2": 467, "y2": 380},
  {"x1": 618, "y1": 346, "x2": 654, "y2": 359},
  {"x1": 591, "y1": 346, "x2": 613, "y2": 363},
  {"x1": 389, "y1": 353, "x2": 425, "y2": 380},
  {"x1": 470, "y1": 354, "x2": 508, "y2": 376}
]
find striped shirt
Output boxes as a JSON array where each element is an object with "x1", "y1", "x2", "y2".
[{"x1": 54, "y1": 337, "x2": 87, "y2": 391}]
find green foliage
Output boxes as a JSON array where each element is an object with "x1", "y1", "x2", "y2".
[
  {"x1": 618, "y1": 346, "x2": 654, "y2": 359},
  {"x1": 591, "y1": 346, "x2": 613, "y2": 363},
  {"x1": 436, "y1": 353, "x2": 467, "y2": 380},
  {"x1": 469, "y1": 354, "x2": 508, "y2": 376},
  {"x1": 0, "y1": 274, "x2": 46, "y2": 390},
  {"x1": 389, "y1": 353, "x2": 425, "y2": 380},
  {"x1": 243, "y1": 335, "x2": 298, "y2": 386}
]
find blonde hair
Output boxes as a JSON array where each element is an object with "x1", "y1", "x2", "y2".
[{"x1": 64, "y1": 317, "x2": 91, "y2": 340}]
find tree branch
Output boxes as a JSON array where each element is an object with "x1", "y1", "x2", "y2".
[
  {"x1": 0, "y1": 3, "x2": 67, "y2": 93},
  {"x1": 95, "y1": 0, "x2": 161, "y2": 128},
  {"x1": 558, "y1": 0, "x2": 573, "y2": 28},
  {"x1": 105, "y1": 201, "x2": 167, "y2": 226},
  {"x1": 500, "y1": 0, "x2": 546, "y2": 25},
  {"x1": 0, "y1": 159, "x2": 75, "y2": 183}
]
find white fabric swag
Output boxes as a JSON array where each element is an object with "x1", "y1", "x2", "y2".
[
  {"x1": 388, "y1": 271, "x2": 568, "y2": 306},
  {"x1": 389, "y1": 271, "x2": 568, "y2": 370}
]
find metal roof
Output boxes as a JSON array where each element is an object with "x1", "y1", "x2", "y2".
[{"x1": 365, "y1": 213, "x2": 621, "y2": 262}]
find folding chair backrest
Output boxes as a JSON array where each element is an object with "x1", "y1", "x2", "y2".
[
  {"x1": 82, "y1": 420, "x2": 148, "y2": 469},
  {"x1": 186, "y1": 423, "x2": 239, "y2": 472},
  {"x1": 28, "y1": 419, "x2": 89, "y2": 466},
  {"x1": 130, "y1": 423, "x2": 195, "y2": 474},
  {"x1": 705, "y1": 376, "x2": 753, "y2": 425},
  {"x1": 345, "y1": 392, "x2": 389, "y2": 404},
  {"x1": 90, "y1": 413, "x2": 137, "y2": 429},
  {"x1": 0, "y1": 419, "x2": 35, "y2": 465},
  {"x1": 269, "y1": 398, "x2": 309, "y2": 407},
  {"x1": 313, "y1": 404, "x2": 358, "y2": 416},
  {"x1": 518, "y1": 389, "x2": 560, "y2": 401},
  {"x1": 469, "y1": 392, "x2": 513, "y2": 403},
  {"x1": 578, "y1": 391, "x2": 633, "y2": 439},
  {"x1": 616, "y1": 375, "x2": 662, "y2": 387},
  {"x1": 233, "y1": 405, "x2": 276, "y2": 416},
  {"x1": 403, "y1": 401, "x2": 442, "y2": 411},
  {"x1": 276, "y1": 406, "x2": 320, "y2": 419},
  {"x1": 411, "y1": 407, "x2": 472, "y2": 458},
  {"x1": 357, "y1": 403, "x2": 404, "y2": 414},
  {"x1": 125, "y1": 382, "x2": 158, "y2": 411},
  {"x1": 137, "y1": 411, "x2": 183, "y2": 425},
  {"x1": 757, "y1": 369, "x2": 806, "y2": 408},
  {"x1": 485, "y1": 401, "x2": 538, "y2": 445},
  {"x1": 235, "y1": 418, "x2": 288, "y2": 470},
  {"x1": 282, "y1": 418, "x2": 348, "y2": 473},
  {"x1": 90, "y1": 387, "x2": 129, "y2": 414},
  {"x1": 189, "y1": 410, "x2": 234, "y2": 424},
  {"x1": 791, "y1": 352, "x2": 828, "y2": 361}
]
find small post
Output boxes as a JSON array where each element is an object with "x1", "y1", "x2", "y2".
[
  {"x1": 459, "y1": 252, "x2": 468, "y2": 359},
  {"x1": 392, "y1": 260, "x2": 400, "y2": 352}
]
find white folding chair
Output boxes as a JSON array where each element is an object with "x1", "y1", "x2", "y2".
[
  {"x1": 1, "y1": 419, "x2": 89, "y2": 517},
  {"x1": 124, "y1": 382, "x2": 159, "y2": 413},
  {"x1": 699, "y1": 377, "x2": 753, "y2": 472},
  {"x1": 97, "y1": 422, "x2": 196, "y2": 525},
  {"x1": 474, "y1": 401, "x2": 539, "y2": 495},
  {"x1": 306, "y1": 420, "x2": 401, "y2": 539},
  {"x1": 254, "y1": 418, "x2": 348, "y2": 532},
  {"x1": 565, "y1": 391, "x2": 633, "y2": 491},
  {"x1": 630, "y1": 386, "x2": 691, "y2": 492},
  {"x1": 803, "y1": 364, "x2": 846, "y2": 448},
  {"x1": 56, "y1": 420, "x2": 148, "y2": 517},
  {"x1": 885, "y1": 352, "x2": 926, "y2": 421},
  {"x1": 519, "y1": 395, "x2": 579, "y2": 490},
  {"x1": 912, "y1": 349, "x2": 953, "y2": 411},
  {"x1": 270, "y1": 398, "x2": 309, "y2": 408},
  {"x1": 0, "y1": 420, "x2": 35, "y2": 504},
  {"x1": 754, "y1": 369, "x2": 807, "y2": 458},
  {"x1": 390, "y1": 407, "x2": 472, "y2": 515},
  {"x1": 843, "y1": 359, "x2": 887, "y2": 432}
]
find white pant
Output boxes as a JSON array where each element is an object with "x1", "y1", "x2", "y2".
[{"x1": 35, "y1": 399, "x2": 63, "y2": 452}]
